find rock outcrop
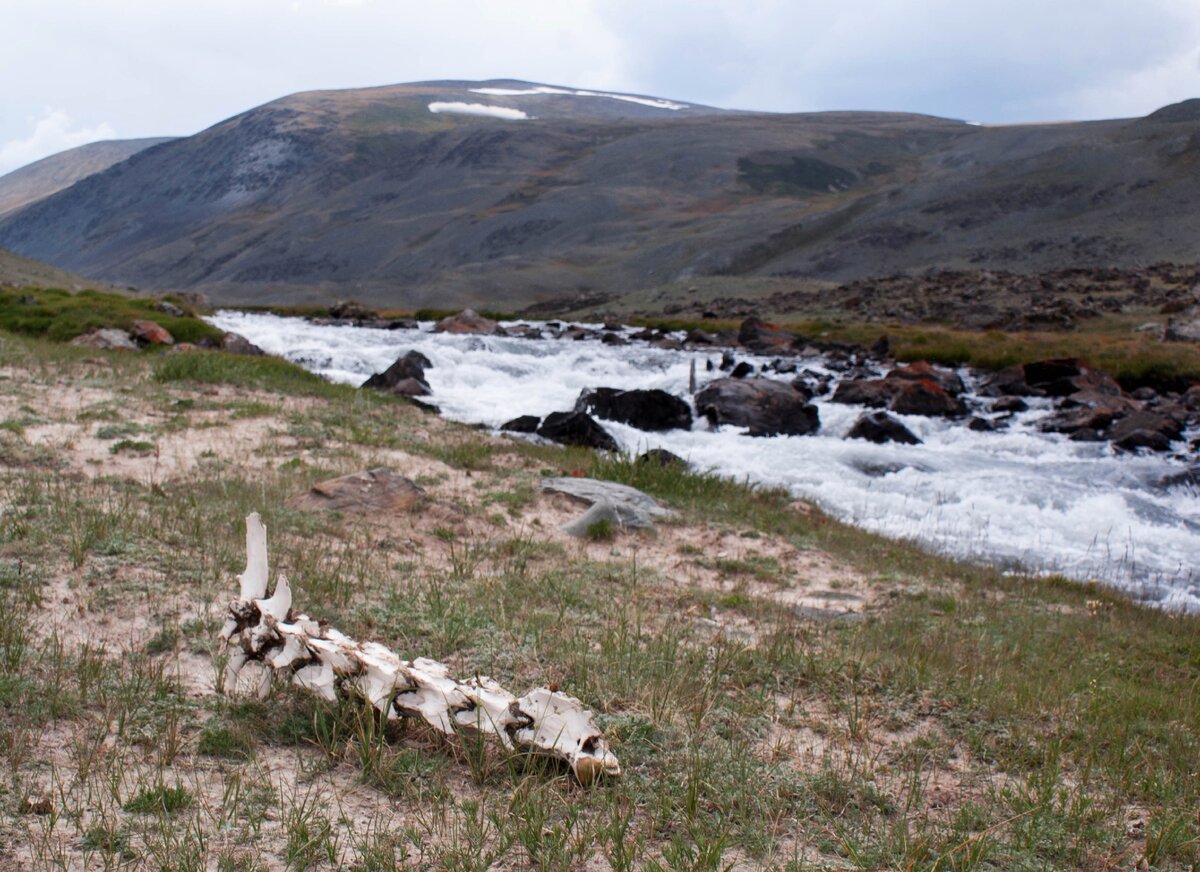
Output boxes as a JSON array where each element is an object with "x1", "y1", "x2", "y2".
[
  {"x1": 575, "y1": 387, "x2": 692, "y2": 431},
  {"x1": 695, "y1": 377, "x2": 820, "y2": 437}
]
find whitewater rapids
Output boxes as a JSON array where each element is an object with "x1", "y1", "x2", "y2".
[{"x1": 209, "y1": 311, "x2": 1200, "y2": 611}]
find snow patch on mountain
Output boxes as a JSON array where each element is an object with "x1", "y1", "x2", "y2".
[
  {"x1": 428, "y1": 102, "x2": 529, "y2": 121},
  {"x1": 470, "y1": 86, "x2": 687, "y2": 111}
]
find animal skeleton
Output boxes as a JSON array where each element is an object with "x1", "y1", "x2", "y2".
[{"x1": 219, "y1": 513, "x2": 620, "y2": 784}]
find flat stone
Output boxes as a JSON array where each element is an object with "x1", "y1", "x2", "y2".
[
  {"x1": 291, "y1": 468, "x2": 426, "y2": 514},
  {"x1": 542, "y1": 476, "x2": 673, "y2": 533},
  {"x1": 69, "y1": 328, "x2": 138, "y2": 351}
]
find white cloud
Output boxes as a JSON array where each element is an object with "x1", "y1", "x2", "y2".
[
  {"x1": 0, "y1": 108, "x2": 116, "y2": 175},
  {"x1": 428, "y1": 102, "x2": 530, "y2": 120}
]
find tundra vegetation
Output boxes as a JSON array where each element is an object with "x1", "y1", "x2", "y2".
[{"x1": 0, "y1": 306, "x2": 1196, "y2": 870}]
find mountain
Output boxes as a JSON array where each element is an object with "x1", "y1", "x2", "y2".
[
  {"x1": 0, "y1": 138, "x2": 175, "y2": 217},
  {"x1": 0, "y1": 80, "x2": 1198, "y2": 310},
  {"x1": 0, "y1": 245, "x2": 115, "y2": 291}
]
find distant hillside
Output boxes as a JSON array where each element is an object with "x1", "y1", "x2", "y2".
[
  {"x1": 0, "y1": 246, "x2": 113, "y2": 291},
  {"x1": 0, "y1": 81, "x2": 1198, "y2": 310},
  {"x1": 0, "y1": 138, "x2": 175, "y2": 217}
]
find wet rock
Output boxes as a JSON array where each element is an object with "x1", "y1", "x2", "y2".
[
  {"x1": 130, "y1": 319, "x2": 174, "y2": 345},
  {"x1": 982, "y1": 358, "x2": 1121, "y2": 399},
  {"x1": 887, "y1": 380, "x2": 968, "y2": 417},
  {"x1": 651, "y1": 337, "x2": 683, "y2": 350},
  {"x1": 1157, "y1": 465, "x2": 1200, "y2": 490},
  {"x1": 738, "y1": 316, "x2": 798, "y2": 354},
  {"x1": 695, "y1": 377, "x2": 820, "y2": 437},
  {"x1": 1131, "y1": 386, "x2": 1158, "y2": 402},
  {"x1": 69, "y1": 328, "x2": 138, "y2": 351},
  {"x1": 830, "y1": 378, "x2": 893, "y2": 407},
  {"x1": 718, "y1": 351, "x2": 736, "y2": 371},
  {"x1": 967, "y1": 416, "x2": 1000, "y2": 432},
  {"x1": 433, "y1": 308, "x2": 499, "y2": 335},
  {"x1": 636, "y1": 448, "x2": 687, "y2": 467},
  {"x1": 884, "y1": 361, "x2": 964, "y2": 395},
  {"x1": 981, "y1": 364, "x2": 1042, "y2": 397},
  {"x1": 362, "y1": 350, "x2": 433, "y2": 396},
  {"x1": 847, "y1": 411, "x2": 922, "y2": 444},
  {"x1": 537, "y1": 411, "x2": 619, "y2": 451},
  {"x1": 1040, "y1": 406, "x2": 1121, "y2": 435},
  {"x1": 600, "y1": 332, "x2": 628, "y2": 346},
  {"x1": 575, "y1": 388, "x2": 692, "y2": 432},
  {"x1": 730, "y1": 362, "x2": 755, "y2": 379},
  {"x1": 1109, "y1": 410, "x2": 1184, "y2": 452},
  {"x1": 685, "y1": 328, "x2": 717, "y2": 345},
  {"x1": 291, "y1": 468, "x2": 426, "y2": 514},
  {"x1": 329, "y1": 300, "x2": 376, "y2": 321},
  {"x1": 221, "y1": 332, "x2": 265, "y2": 355},
  {"x1": 992, "y1": 396, "x2": 1028, "y2": 413},
  {"x1": 384, "y1": 318, "x2": 420, "y2": 330},
  {"x1": 506, "y1": 324, "x2": 544, "y2": 339},
  {"x1": 501, "y1": 415, "x2": 541, "y2": 433}
]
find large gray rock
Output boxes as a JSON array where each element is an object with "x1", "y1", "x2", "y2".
[
  {"x1": 69, "y1": 328, "x2": 138, "y2": 351},
  {"x1": 542, "y1": 477, "x2": 673, "y2": 535},
  {"x1": 695, "y1": 377, "x2": 820, "y2": 436}
]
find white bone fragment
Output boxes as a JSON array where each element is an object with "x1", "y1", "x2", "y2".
[
  {"x1": 223, "y1": 649, "x2": 247, "y2": 694},
  {"x1": 239, "y1": 512, "x2": 269, "y2": 601},
  {"x1": 220, "y1": 513, "x2": 620, "y2": 783},
  {"x1": 294, "y1": 660, "x2": 337, "y2": 701},
  {"x1": 255, "y1": 574, "x2": 292, "y2": 622},
  {"x1": 270, "y1": 634, "x2": 310, "y2": 670}
]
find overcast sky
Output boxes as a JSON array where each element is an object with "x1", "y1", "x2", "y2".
[{"x1": 3, "y1": 0, "x2": 1199, "y2": 174}]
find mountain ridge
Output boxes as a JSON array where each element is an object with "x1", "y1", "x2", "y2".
[{"x1": 0, "y1": 81, "x2": 1196, "y2": 309}]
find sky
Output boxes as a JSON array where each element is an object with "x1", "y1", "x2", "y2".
[{"x1": 3, "y1": 0, "x2": 1200, "y2": 175}]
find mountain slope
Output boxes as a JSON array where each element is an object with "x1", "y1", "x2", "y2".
[
  {"x1": 0, "y1": 246, "x2": 114, "y2": 291},
  {"x1": 0, "y1": 137, "x2": 175, "y2": 217},
  {"x1": 0, "y1": 81, "x2": 1197, "y2": 309}
]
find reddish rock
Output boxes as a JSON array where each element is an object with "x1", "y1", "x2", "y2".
[
  {"x1": 738, "y1": 316, "x2": 798, "y2": 354},
  {"x1": 432, "y1": 309, "x2": 499, "y2": 335},
  {"x1": 130, "y1": 319, "x2": 174, "y2": 345},
  {"x1": 884, "y1": 361, "x2": 964, "y2": 395},
  {"x1": 887, "y1": 380, "x2": 968, "y2": 417}
]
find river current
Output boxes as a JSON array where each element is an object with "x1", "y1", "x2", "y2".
[{"x1": 209, "y1": 311, "x2": 1200, "y2": 611}]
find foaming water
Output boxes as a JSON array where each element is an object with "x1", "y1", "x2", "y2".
[{"x1": 210, "y1": 311, "x2": 1200, "y2": 610}]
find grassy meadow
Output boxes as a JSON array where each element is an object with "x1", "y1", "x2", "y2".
[{"x1": 0, "y1": 322, "x2": 1195, "y2": 870}]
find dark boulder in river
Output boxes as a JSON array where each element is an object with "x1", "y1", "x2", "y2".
[
  {"x1": 575, "y1": 388, "x2": 692, "y2": 432},
  {"x1": 500, "y1": 415, "x2": 541, "y2": 433},
  {"x1": 362, "y1": 350, "x2": 433, "y2": 396},
  {"x1": 847, "y1": 411, "x2": 922, "y2": 445},
  {"x1": 537, "y1": 411, "x2": 619, "y2": 451},
  {"x1": 695, "y1": 377, "x2": 820, "y2": 437}
]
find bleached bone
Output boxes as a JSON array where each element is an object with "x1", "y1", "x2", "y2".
[{"x1": 219, "y1": 514, "x2": 620, "y2": 784}]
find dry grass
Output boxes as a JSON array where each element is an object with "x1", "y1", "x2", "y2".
[{"x1": 0, "y1": 331, "x2": 1196, "y2": 870}]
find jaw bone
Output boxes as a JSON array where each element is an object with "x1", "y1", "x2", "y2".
[{"x1": 220, "y1": 514, "x2": 620, "y2": 784}]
